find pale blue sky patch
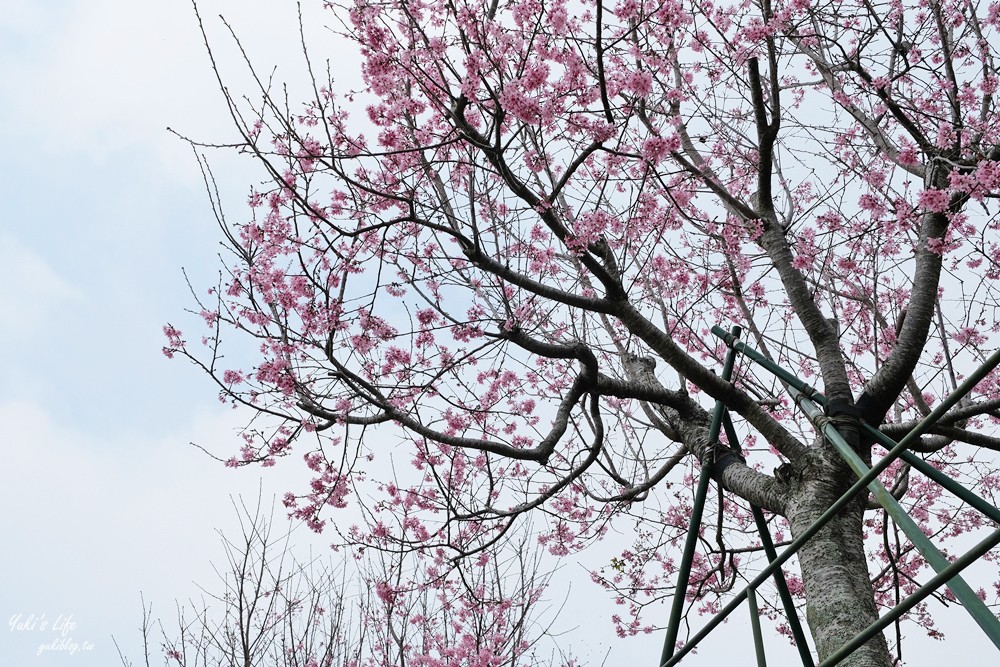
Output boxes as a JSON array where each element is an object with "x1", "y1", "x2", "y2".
[
  {"x1": 0, "y1": 2, "x2": 319, "y2": 665},
  {"x1": 0, "y1": 233, "x2": 82, "y2": 339}
]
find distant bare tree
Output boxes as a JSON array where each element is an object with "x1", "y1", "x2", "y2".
[{"x1": 117, "y1": 498, "x2": 574, "y2": 667}]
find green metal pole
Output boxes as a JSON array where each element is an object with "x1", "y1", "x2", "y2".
[
  {"x1": 711, "y1": 326, "x2": 813, "y2": 393},
  {"x1": 818, "y1": 527, "x2": 1000, "y2": 666},
  {"x1": 747, "y1": 587, "x2": 768, "y2": 667},
  {"x1": 659, "y1": 326, "x2": 742, "y2": 665},
  {"x1": 724, "y1": 412, "x2": 815, "y2": 666},
  {"x1": 659, "y1": 464, "x2": 712, "y2": 665},
  {"x1": 748, "y1": 507, "x2": 815, "y2": 666},
  {"x1": 792, "y1": 388, "x2": 1000, "y2": 649}
]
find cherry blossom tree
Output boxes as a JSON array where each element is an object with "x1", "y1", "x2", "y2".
[{"x1": 167, "y1": 0, "x2": 1000, "y2": 664}]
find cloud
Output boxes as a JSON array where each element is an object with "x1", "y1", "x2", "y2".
[
  {"x1": 0, "y1": 233, "x2": 82, "y2": 340},
  {"x1": 0, "y1": 0, "x2": 347, "y2": 186},
  {"x1": 0, "y1": 397, "x2": 330, "y2": 667}
]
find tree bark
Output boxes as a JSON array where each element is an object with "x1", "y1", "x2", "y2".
[{"x1": 785, "y1": 444, "x2": 892, "y2": 666}]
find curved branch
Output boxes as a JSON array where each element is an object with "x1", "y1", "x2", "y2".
[
  {"x1": 617, "y1": 303, "x2": 808, "y2": 461},
  {"x1": 622, "y1": 355, "x2": 789, "y2": 515},
  {"x1": 880, "y1": 423, "x2": 1000, "y2": 453},
  {"x1": 464, "y1": 246, "x2": 619, "y2": 314},
  {"x1": 478, "y1": 393, "x2": 608, "y2": 519}
]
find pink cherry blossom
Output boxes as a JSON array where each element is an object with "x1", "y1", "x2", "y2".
[{"x1": 172, "y1": 2, "x2": 1000, "y2": 664}]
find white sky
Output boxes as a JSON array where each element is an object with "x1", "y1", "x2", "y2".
[{"x1": 0, "y1": 1, "x2": 995, "y2": 665}]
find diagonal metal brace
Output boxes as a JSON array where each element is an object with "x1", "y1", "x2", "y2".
[
  {"x1": 659, "y1": 326, "x2": 743, "y2": 665},
  {"x1": 792, "y1": 386, "x2": 1000, "y2": 650}
]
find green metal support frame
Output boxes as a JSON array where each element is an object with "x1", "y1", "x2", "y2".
[
  {"x1": 659, "y1": 329, "x2": 814, "y2": 666},
  {"x1": 709, "y1": 326, "x2": 1000, "y2": 662},
  {"x1": 818, "y1": 527, "x2": 1000, "y2": 666},
  {"x1": 659, "y1": 326, "x2": 742, "y2": 665},
  {"x1": 725, "y1": 412, "x2": 815, "y2": 666},
  {"x1": 790, "y1": 386, "x2": 1000, "y2": 648},
  {"x1": 711, "y1": 326, "x2": 1000, "y2": 524},
  {"x1": 654, "y1": 329, "x2": 1000, "y2": 666}
]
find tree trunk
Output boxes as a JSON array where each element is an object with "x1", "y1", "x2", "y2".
[{"x1": 786, "y1": 446, "x2": 892, "y2": 666}]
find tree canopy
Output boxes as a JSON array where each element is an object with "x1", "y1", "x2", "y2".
[{"x1": 167, "y1": 1, "x2": 1000, "y2": 664}]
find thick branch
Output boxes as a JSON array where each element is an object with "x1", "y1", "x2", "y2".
[
  {"x1": 616, "y1": 303, "x2": 809, "y2": 461},
  {"x1": 624, "y1": 356, "x2": 789, "y2": 515},
  {"x1": 879, "y1": 423, "x2": 1000, "y2": 453},
  {"x1": 859, "y1": 168, "x2": 952, "y2": 422}
]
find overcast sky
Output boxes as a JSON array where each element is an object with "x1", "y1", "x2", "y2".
[{"x1": 0, "y1": 1, "x2": 995, "y2": 665}]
